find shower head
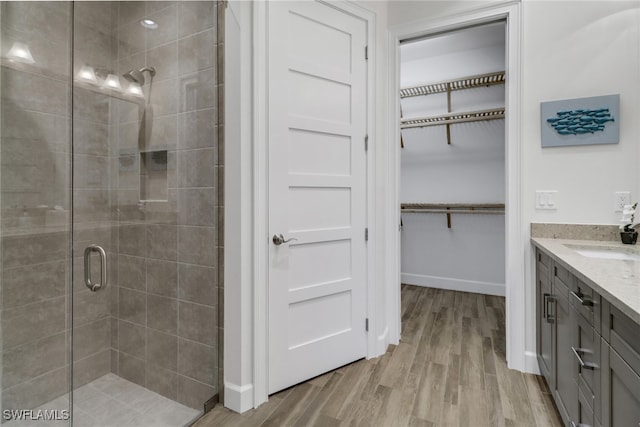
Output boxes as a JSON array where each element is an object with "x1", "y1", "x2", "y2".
[{"x1": 123, "y1": 66, "x2": 156, "y2": 85}]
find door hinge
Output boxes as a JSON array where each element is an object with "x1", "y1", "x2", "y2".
[
  {"x1": 365, "y1": 134, "x2": 368, "y2": 151},
  {"x1": 365, "y1": 46, "x2": 368, "y2": 60},
  {"x1": 365, "y1": 318, "x2": 369, "y2": 332},
  {"x1": 365, "y1": 228, "x2": 368, "y2": 241}
]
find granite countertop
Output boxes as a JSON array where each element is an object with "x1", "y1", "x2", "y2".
[{"x1": 532, "y1": 238, "x2": 640, "y2": 325}]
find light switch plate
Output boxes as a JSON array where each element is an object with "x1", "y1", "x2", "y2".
[
  {"x1": 536, "y1": 191, "x2": 558, "y2": 210},
  {"x1": 614, "y1": 191, "x2": 631, "y2": 212}
]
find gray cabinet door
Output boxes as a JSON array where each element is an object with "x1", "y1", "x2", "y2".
[
  {"x1": 601, "y1": 343, "x2": 640, "y2": 427},
  {"x1": 555, "y1": 272, "x2": 578, "y2": 425},
  {"x1": 537, "y1": 251, "x2": 554, "y2": 386}
]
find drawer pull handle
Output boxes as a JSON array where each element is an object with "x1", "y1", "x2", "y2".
[
  {"x1": 571, "y1": 346, "x2": 598, "y2": 370},
  {"x1": 571, "y1": 291, "x2": 594, "y2": 307},
  {"x1": 545, "y1": 294, "x2": 556, "y2": 324}
]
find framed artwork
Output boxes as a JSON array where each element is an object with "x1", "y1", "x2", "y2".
[{"x1": 540, "y1": 94, "x2": 620, "y2": 147}]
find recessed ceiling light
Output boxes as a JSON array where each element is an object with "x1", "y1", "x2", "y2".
[{"x1": 140, "y1": 18, "x2": 158, "y2": 29}]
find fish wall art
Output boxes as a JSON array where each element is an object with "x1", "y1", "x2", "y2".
[{"x1": 540, "y1": 94, "x2": 620, "y2": 147}]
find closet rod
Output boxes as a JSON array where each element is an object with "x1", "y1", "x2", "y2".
[
  {"x1": 401, "y1": 203, "x2": 505, "y2": 209},
  {"x1": 401, "y1": 203, "x2": 505, "y2": 228},
  {"x1": 401, "y1": 209, "x2": 505, "y2": 214}
]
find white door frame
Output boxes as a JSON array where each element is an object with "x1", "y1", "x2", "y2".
[
  {"x1": 252, "y1": 0, "x2": 378, "y2": 407},
  {"x1": 387, "y1": 1, "x2": 527, "y2": 372}
]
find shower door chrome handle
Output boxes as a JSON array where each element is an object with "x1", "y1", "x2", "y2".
[{"x1": 84, "y1": 245, "x2": 107, "y2": 292}]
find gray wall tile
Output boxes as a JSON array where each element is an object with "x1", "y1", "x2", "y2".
[
  {"x1": 2, "y1": 261, "x2": 66, "y2": 309},
  {"x1": 118, "y1": 224, "x2": 147, "y2": 257},
  {"x1": 117, "y1": 352, "x2": 146, "y2": 387},
  {"x1": 177, "y1": 149, "x2": 215, "y2": 188},
  {"x1": 177, "y1": 374, "x2": 215, "y2": 410},
  {"x1": 118, "y1": 320, "x2": 146, "y2": 359},
  {"x1": 1, "y1": 297, "x2": 66, "y2": 349},
  {"x1": 178, "y1": 263, "x2": 216, "y2": 306},
  {"x1": 146, "y1": 41, "x2": 178, "y2": 83},
  {"x1": 178, "y1": 301, "x2": 216, "y2": 346},
  {"x1": 178, "y1": 109, "x2": 216, "y2": 150},
  {"x1": 2, "y1": 332, "x2": 66, "y2": 389},
  {"x1": 2, "y1": 367, "x2": 68, "y2": 411},
  {"x1": 74, "y1": 317, "x2": 111, "y2": 360},
  {"x1": 177, "y1": 226, "x2": 216, "y2": 267},
  {"x1": 147, "y1": 294, "x2": 177, "y2": 334},
  {"x1": 178, "y1": 29, "x2": 215, "y2": 76},
  {"x1": 146, "y1": 364, "x2": 178, "y2": 401},
  {"x1": 146, "y1": 4, "x2": 178, "y2": 50},
  {"x1": 179, "y1": 68, "x2": 216, "y2": 112},
  {"x1": 118, "y1": 288, "x2": 146, "y2": 325},
  {"x1": 117, "y1": 255, "x2": 146, "y2": 291},
  {"x1": 178, "y1": 1, "x2": 215, "y2": 39},
  {"x1": 177, "y1": 188, "x2": 215, "y2": 227},
  {"x1": 147, "y1": 224, "x2": 177, "y2": 261},
  {"x1": 2, "y1": 232, "x2": 67, "y2": 269},
  {"x1": 178, "y1": 338, "x2": 216, "y2": 386},
  {"x1": 147, "y1": 259, "x2": 177, "y2": 297},
  {"x1": 73, "y1": 288, "x2": 111, "y2": 326},
  {"x1": 147, "y1": 329, "x2": 177, "y2": 371}
]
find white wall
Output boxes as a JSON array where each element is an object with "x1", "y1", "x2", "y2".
[
  {"x1": 389, "y1": 0, "x2": 640, "y2": 373},
  {"x1": 224, "y1": 0, "x2": 255, "y2": 413},
  {"x1": 400, "y1": 31, "x2": 506, "y2": 295},
  {"x1": 388, "y1": 0, "x2": 507, "y2": 27},
  {"x1": 521, "y1": 0, "x2": 640, "y2": 374}
]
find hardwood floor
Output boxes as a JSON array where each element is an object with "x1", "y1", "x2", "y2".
[{"x1": 196, "y1": 285, "x2": 563, "y2": 426}]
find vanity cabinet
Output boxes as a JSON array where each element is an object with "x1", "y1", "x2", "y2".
[
  {"x1": 535, "y1": 247, "x2": 640, "y2": 427},
  {"x1": 536, "y1": 250, "x2": 554, "y2": 385},
  {"x1": 600, "y1": 302, "x2": 640, "y2": 427}
]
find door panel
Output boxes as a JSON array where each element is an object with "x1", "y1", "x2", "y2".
[{"x1": 268, "y1": 0, "x2": 368, "y2": 394}]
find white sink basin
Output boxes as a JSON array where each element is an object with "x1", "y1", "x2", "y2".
[{"x1": 574, "y1": 248, "x2": 640, "y2": 261}]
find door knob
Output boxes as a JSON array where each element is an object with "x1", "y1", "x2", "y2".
[{"x1": 272, "y1": 234, "x2": 298, "y2": 246}]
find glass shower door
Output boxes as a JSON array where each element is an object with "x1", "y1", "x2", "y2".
[
  {"x1": 1, "y1": 2, "x2": 73, "y2": 424},
  {"x1": 70, "y1": 2, "x2": 220, "y2": 426}
]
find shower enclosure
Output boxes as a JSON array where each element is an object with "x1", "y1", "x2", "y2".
[{"x1": 0, "y1": 1, "x2": 223, "y2": 425}]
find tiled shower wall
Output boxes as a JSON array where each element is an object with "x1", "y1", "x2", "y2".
[
  {"x1": 110, "y1": 1, "x2": 220, "y2": 409},
  {"x1": 0, "y1": 0, "x2": 222, "y2": 413}
]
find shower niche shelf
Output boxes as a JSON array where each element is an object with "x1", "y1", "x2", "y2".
[{"x1": 140, "y1": 150, "x2": 168, "y2": 202}]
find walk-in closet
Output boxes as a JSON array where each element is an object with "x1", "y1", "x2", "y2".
[{"x1": 400, "y1": 22, "x2": 507, "y2": 297}]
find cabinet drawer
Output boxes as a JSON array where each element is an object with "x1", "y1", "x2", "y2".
[
  {"x1": 602, "y1": 302, "x2": 640, "y2": 374},
  {"x1": 553, "y1": 263, "x2": 575, "y2": 289},
  {"x1": 572, "y1": 307, "x2": 600, "y2": 420},
  {"x1": 537, "y1": 249, "x2": 552, "y2": 270},
  {"x1": 570, "y1": 279, "x2": 601, "y2": 332},
  {"x1": 554, "y1": 263, "x2": 572, "y2": 298}
]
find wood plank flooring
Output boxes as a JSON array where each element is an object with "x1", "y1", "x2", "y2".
[{"x1": 196, "y1": 285, "x2": 563, "y2": 427}]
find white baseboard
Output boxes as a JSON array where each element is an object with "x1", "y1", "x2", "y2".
[
  {"x1": 375, "y1": 326, "x2": 390, "y2": 357},
  {"x1": 524, "y1": 351, "x2": 541, "y2": 375},
  {"x1": 401, "y1": 273, "x2": 506, "y2": 297},
  {"x1": 224, "y1": 382, "x2": 254, "y2": 413}
]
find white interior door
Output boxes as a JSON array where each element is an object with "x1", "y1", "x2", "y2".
[{"x1": 267, "y1": 1, "x2": 368, "y2": 394}]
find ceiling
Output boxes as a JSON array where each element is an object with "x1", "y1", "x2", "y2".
[{"x1": 401, "y1": 21, "x2": 506, "y2": 62}]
